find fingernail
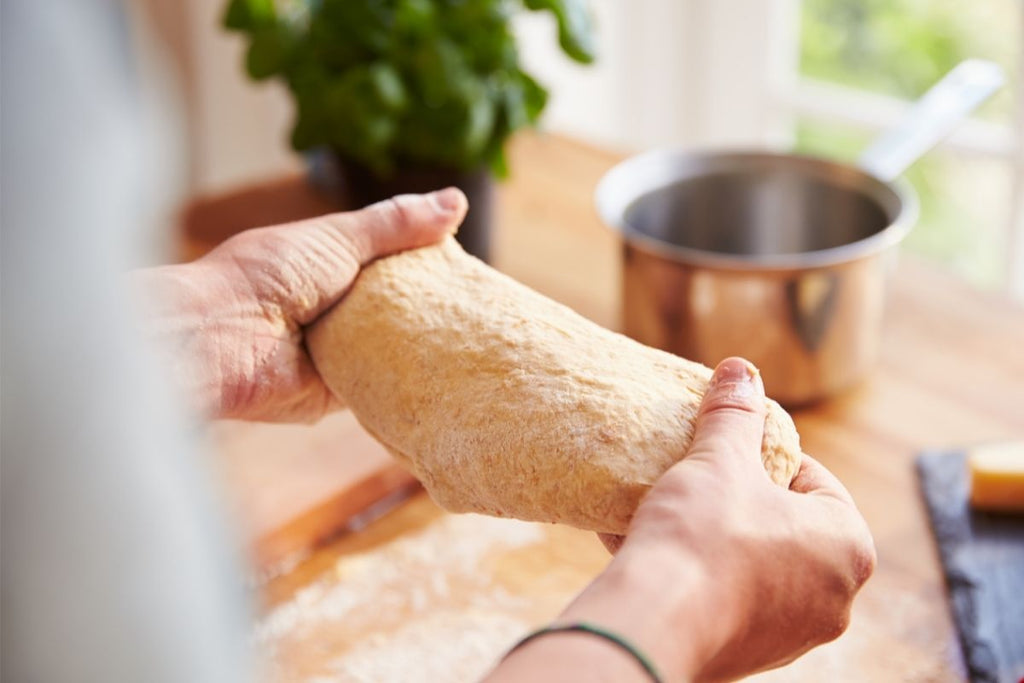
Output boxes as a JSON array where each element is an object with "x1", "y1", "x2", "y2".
[
  {"x1": 709, "y1": 357, "x2": 760, "y2": 389},
  {"x1": 428, "y1": 187, "x2": 464, "y2": 214}
]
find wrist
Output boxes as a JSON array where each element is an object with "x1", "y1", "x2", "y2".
[
  {"x1": 489, "y1": 627, "x2": 661, "y2": 683},
  {"x1": 558, "y1": 543, "x2": 735, "y2": 683}
]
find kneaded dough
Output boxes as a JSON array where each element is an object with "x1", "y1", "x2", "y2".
[{"x1": 307, "y1": 237, "x2": 802, "y2": 534}]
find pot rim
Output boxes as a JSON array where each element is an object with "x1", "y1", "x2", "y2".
[{"x1": 595, "y1": 148, "x2": 919, "y2": 272}]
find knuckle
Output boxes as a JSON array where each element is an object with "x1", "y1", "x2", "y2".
[
  {"x1": 849, "y1": 532, "x2": 877, "y2": 588},
  {"x1": 376, "y1": 195, "x2": 414, "y2": 230},
  {"x1": 821, "y1": 608, "x2": 852, "y2": 643},
  {"x1": 699, "y1": 387, "x2": 767, "y2": 419}
]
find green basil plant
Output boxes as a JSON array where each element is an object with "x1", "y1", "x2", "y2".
[{"x1": 224, "y1": 0, "x2": 595, "y2": 177}]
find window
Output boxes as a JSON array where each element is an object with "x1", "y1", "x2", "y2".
[
  {"x1": 521, "y1": 0, "x2": 1024, "y2": 297},
  {"x1": 790, "y1": 0, "x2": 1023, "y2": 294}
]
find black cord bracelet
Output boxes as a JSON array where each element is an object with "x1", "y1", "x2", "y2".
[{"x1": 503, "y1": 621, "x2": 664, "y2": 682}]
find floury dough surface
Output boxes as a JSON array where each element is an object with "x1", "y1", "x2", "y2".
[{"x1": 308, "y1": 237, "x2": 802, "y2": 534}]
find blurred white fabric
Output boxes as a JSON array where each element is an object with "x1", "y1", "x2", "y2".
[{"x1": 1, "y1": 2, "x2": 252, "y2": 681}]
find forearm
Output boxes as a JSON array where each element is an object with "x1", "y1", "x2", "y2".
[{"x1": 485, "y1": 546, "x2": 729, "y2": 683}]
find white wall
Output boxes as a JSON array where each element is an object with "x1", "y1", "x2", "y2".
[
  {"x1": 513, "y1": 1, "x2": 632, "y2": 150},
  {"x1": 517, "y1": 0, "x2": 799, "y2": 151},
  {"x1": 184, "y1": 0, "x2": 301, "y2": 191}
]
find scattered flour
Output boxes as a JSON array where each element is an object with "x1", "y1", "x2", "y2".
[
  {"x1": 255, "y1": 513, "x2": 546, "y2": 682},
  {"x1": 327, "y1": 610, "x2": 527, "y2": 683}
]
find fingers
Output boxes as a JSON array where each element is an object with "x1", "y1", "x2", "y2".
[
  {"x1": 684, "y1": 357, "x2": 768, "y2": 470},
  {"x1": 791, "y1": 454, "x2": 877, "y2": 590},
  {"x1": 788, "y1": 453, "x2": 855, "y2": 506},
  {"x1": 323, "y1": 188, "x2": 468, "y2": 266}
]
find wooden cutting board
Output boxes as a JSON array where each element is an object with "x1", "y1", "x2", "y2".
[{"x1": 210, "y1": 410, "x2": 419, "y2": 576}]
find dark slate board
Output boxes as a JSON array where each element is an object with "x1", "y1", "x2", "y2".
[{"x1": 916, "y1": 451, "x2": 1024, "y2": 683}]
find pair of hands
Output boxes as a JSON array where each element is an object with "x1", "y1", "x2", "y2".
[{"x1": 138, "y1": 190, "x2": 874, "y2": 682}]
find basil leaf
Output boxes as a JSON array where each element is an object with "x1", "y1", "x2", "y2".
[
  {"x1": 245, "y1": 27, "x2": 292, "y2": 80},
  {"x1": 523, "y1": 0, "x2": 596, "y2": 64},
  {"x1": 224, "y1": 0, "x2": 276, "y2": 31}
]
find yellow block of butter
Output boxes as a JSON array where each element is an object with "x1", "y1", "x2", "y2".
[{"x1": 969, "y1": 440, "x2": 1024, "y2": 513}]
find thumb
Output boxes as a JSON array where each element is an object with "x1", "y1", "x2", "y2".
[
  {"x1": 686, "y1": 357, "x2": 768, "y2": 471},
  {"x1": 222, "y1": 188, "x2": 468, "y2": 325},
  {"x1": 323, "y1": 187, "x2": 468, "y2": 267}
]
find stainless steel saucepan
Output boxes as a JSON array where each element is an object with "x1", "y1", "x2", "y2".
[{"x1": 596, "y1": 60, "x2": 1003, "y2": 405}]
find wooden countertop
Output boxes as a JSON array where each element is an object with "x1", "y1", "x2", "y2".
[{"x1": 185, "y1": 134, "x2": 1024, "y2": 681}]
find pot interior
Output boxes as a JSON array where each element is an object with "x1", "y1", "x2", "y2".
[
  {"x1": 624, "y1": 167, "x2": 891, "y2": 257},
  {"x1": 599, "y1": 152, "x2": 914, "y2": 268}
]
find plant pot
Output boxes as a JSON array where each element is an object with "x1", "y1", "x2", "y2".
[{"x1": 309, "y1": 151, "x2": 496, "y2": 263}]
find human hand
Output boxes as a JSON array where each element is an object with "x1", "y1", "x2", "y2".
[
  {"x1": 490, "y1": 357, "x2": 875, "y2": 683},
  {"x1": 133, "y1": 189, "x2": 467, "y2": 422}
]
